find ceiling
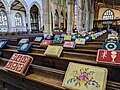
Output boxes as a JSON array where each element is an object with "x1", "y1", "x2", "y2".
[
  {"x1": 0, "y1": 1, "x2": 5, "y2": 9},
  {"x1": 11, "y1": 0, "x2": 25, "y2": 12},
  {"x1": 96, "y1": 0, "x2": 120, "y2": 10}
]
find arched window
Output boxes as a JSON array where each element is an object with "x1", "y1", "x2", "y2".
[
  {"x1": 103, "y1": 10, "x2": 114, "y2": 20},
  {"x1": 15, "y1": 12, "x2": 23, "y2": 26},
  {"x1": 0, "y1": 11, "x2": 7, "y2": 26}
]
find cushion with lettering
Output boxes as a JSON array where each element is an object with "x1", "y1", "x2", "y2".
[
  {"x1": 5, "y1": 53, "x2": 33, "y2": 76},
  {"x1": 44, "y1": 45, "x2": 63, "y2": 57},
  {"x1": 18, "y1": 43, "x2": 32, "y2": 53}
]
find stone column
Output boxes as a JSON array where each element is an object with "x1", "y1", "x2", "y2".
[
  {"x1": 6, "y1": 8, "x2": 12, "y2": 32},
  {"x1": 76, "y1": 0, "x2": 83, "y2": 33},
  {"x1": 43, "y1": 0, "x2": 52, "y2": 37},
  {"x1": 26, "y1": 11, "x2": 31, "y2": 33},
  {"x1": 89, "y1": 0, "x2": 95, "y2": 31},
  {"x1": 67, "y1": 0, "x2": 74, "y2": 35},
  {"x1": 58, "y1": 12, "x2": 61, "y2": 30},
  {"x1": 63, "y1": 15, "x2": 66, "y2": 29},
  {"x1": 84, "y1": 0, "x2": 89, "y2": 31}
]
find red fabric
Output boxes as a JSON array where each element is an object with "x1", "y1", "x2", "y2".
[
  {"x1": 63, "y1": 41, "x2": 75, "y2": 48},
  {"x1": 40, "y1": 40, "x2": 53, "y2": 48},
  {"x1": 5, "y1": 53, "x2": 33, "y2": 75},
  {"x1": 97, "y1": 49, "x2": 120, "y2": 64}
]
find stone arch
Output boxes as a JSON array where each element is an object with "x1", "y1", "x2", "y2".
[
  {"x1": 1, "y1": 0, "x2": 9, "y2": 11},
  {"x1": 10, "y1": 0, "x2": 28, "y2": 11},
  {"x1": 29, "y1": 1, "x2": 41, "y2": 14}
]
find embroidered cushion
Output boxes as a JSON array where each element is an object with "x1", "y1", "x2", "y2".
[
  {"x1": 18, "y1": 43, "x2": 32, "y2": 53},
  {"x1": 64, "y1": 35, "x2": 72, "y2": 41},
  {"x1": 40, "y1": 40, "x2": 53, "y2": 48},
  {"x1": 0, "y1": 41, "x2": 7, "y2": 49},
  {"x1": 62, "y1": 62, "x2": 108, "y2": 90},
  {"x1": 18, "y1": 39, "x2": 29, "y2": 45},
  {"x1": 44, "y1": 45, "x2": 63, "y2": 57},
  {"x1": 63, "y1": 41, "x2": 75, "y2": 49},
  {"x1": 45, "y1": 35, "x2": 53, "y2": 40},
  {"x1": 53, "y1": 37, "x2": 63, "y2": 44},
  {"x1": 5, "y1": 53, "x2": 33, "y2": 76},
  {"x1": 97, "y1": 49, "x2": 120, "y2": 64},
  {"x1": 75, "y1": 38, "x2": 86, "y2": 45},
  {"x1": 34, "y1": 37, "x2": 43, "y2": 42},
  {"x1": 102, "y1": 42, "x2": 120, "y2": 50}
]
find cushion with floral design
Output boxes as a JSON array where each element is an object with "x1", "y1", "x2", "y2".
[{"x1": 62, "y1": 62, "x2": 108, "y2": 90}]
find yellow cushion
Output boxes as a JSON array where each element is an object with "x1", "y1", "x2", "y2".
[
  {"x1": 44, "y1": 45, "x2": 63, "y2": 57},
  {"x1": 62, "y1": 62, "x2": 108, "y2": 90}
]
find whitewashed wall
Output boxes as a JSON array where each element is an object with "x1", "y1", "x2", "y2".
[{"x1": 0, "y1": 0, "x2": 43, "y2": 32}]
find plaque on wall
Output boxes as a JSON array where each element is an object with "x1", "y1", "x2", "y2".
[
  {"x1": 0, "y1": 41, "x2": 7, "y2": 49},
  {"x1": 5, "y1": 53, "x2": 33, "y2": 76},
  {"x1": 18, "y1": 43, "x2": 32, "y2": 53},
  {"x1": 62, "y1": 62, "x2": 108, "y2": 90},
  {"x1": 97, "y1": 49, "x2": 120, "y2": 64},
  {"x1": 44, "y1": 45, "x2": 63, "y2": 57}
]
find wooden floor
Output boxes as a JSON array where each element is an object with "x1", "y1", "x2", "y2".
[{"x1": 0, "y1": 33, "x2": 120, "y2": 90}]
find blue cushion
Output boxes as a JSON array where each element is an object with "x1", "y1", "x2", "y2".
[
  {"x1": 0, "y1": 41, "x2": 7, "y2": 49},
  {"x1": 102, "y1": 42, "x2": 120, "y2": 50},
  {"x1": 34, "y1": 37, "x2": 43, "y2": 42},
  {"x1": 45, "y1": 35, "x2": 53, "y2": 40},
  {"x1": 18, "y1": 43, "x2": 32, "y2": 53}
]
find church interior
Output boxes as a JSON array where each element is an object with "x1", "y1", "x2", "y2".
[{"x1": 0, "y1": 0, "x2": 120, "y2": 90}]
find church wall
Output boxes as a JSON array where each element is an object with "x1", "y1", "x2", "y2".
[
  {"x1": 98, "y1": 8, "x2": 120, "y2": 20},
  {"x1": 11, "y1": 10, "x2": 26, "y2": 28}
]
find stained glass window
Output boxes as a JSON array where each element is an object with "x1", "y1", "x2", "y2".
[
  {"x1": 15, "y1": 12, "x2": 23, "y2": 26},
  {"x1": 103, "y1": 10, "x2": 114, "y2": 20},
  {"x1": 0, "y1": 11, "x2": 7, "y2": 26}
]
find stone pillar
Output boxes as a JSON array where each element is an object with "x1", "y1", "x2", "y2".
[
  {"x1": 43, "y1": 0, "x2": 52, "y2": 37},
  {"x1": 67, "y1": 0, "x2": 74, "y2": 35},
  {"x1": 76, "y1": 0, "x2": 83, "y2": 33},
  {"x1": 6, "y1": 8, "x2": 12, "y2": 32},
  {"x1": 84, "y1": 0, "x2": 89, "y2": 31},
  {"x1": 63, "y1": 16, "x2": 66, "y2": 29},
  {"x1": 89, "y1": 0, "x2": 95, "y2": 31},
  {"x1": 58, "y1": 12, "x2": 61, "y2": 30},
  {"x1": 26, "y1": 11, "x2": 31, "y2": 33}
]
